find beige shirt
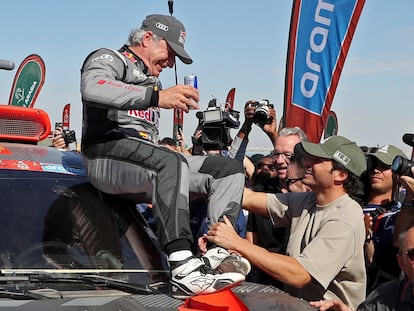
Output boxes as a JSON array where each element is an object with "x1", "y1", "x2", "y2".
[{"x1": 267, "y1": 192, "x2": 366, "y2": 310}]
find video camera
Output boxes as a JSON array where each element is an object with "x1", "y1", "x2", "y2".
[
  {"x1": 55, "y1": 122, "x2": 76, "y2": 146},
  {"x1": 195, "y1": 98, "x2": 240, "y2": 150}
]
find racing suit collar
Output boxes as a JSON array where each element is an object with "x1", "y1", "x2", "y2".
[{"x1": 119, "y1": 45, "x2": 149, "y2": 75}]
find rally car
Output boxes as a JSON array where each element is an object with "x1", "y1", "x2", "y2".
[{"x1": 0, "y1": 105, "x2": 315, "y2": 310}]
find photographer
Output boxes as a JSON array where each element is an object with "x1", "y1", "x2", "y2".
[
  {"x1": 228, "y1": 100, "x2": 278, "y2": 163},
  {"x1": 191, "y1": 98, "x2": 240, "y2": 157},
  {"x1": 52, "y1": 124, "x2": 77, "y2": 151},
  {"x1": 392, "y1": 154, "x2": 414, "y2": 255},
  {"x1": 361, "y1": 145, "x2": 408, "y2": 292}
]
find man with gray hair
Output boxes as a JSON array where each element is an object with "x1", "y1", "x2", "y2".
[
  {"x1": 270, "y1": 126, "x2": 309, "y2": 190},
  {"x1": 80, "y1": 13, "x2": 249, "y2": 299}
]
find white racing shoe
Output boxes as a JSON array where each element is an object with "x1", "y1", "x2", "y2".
[
  {"x1": 170, "y1": 256, "x2": 245, "y2": 299},
  {"x1": 202, "y1": 247, "x2": 251, "y2": 276}
]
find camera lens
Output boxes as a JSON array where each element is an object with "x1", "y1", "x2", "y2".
[
  {"x1": 254, "y1": 110, "x2": 267, "y2": 123},
  {"x1": 391, "y1": 155, "x2": 414, "y2": 177},
  {"x1": 202, "y1": 126, "x2": 221, "y2": 143}
]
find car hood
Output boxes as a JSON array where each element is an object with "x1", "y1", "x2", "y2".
[
  {"x1": 0, "y1": 142, "x2": 84, "y2": 175},
  {"x1": 0, "y1": 282, "x2": 315, "y2": 310}
]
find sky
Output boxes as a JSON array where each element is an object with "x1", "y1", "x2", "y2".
[{"x1": 1, "y1": 0, "x2": 413, "y2": 155}]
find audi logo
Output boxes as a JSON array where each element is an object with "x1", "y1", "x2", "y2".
[{"x1": 155, "y1": 22, "x2": 169, "y2": 32}]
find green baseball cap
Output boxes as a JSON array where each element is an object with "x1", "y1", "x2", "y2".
[
  {"x1": 368, "y1": 145, "x2": 407, "y2": 166},
  {"x1": 297, "y1": 135, "x2": 367, "y2": 177},
  {"x1": 141, "y1": 14, "x2": 193, "y2": 64}
]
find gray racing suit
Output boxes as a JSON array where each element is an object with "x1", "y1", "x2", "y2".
[{"x1": 80, "y1": 46, "x2": 244, "y2": 253}]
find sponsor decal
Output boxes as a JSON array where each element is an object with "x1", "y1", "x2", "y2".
[
  {"x1": 133, "y1": 69, "x2": 146, "y2": 79},
  {"x1": 91, "y1": 54, "x2": 113, "y2": 63},
  {"x1": 128, "y1": 108, "x2": 160, "y2": 128},
  {"x1": 179, "y1": 30, "x2": 186, "y2": 44},
  {"x1": 13, "y1": 82, "x2": 38, "y2": 106},
  {"x1": 0, "y1": 160, "x2": 86, "y2": 175},
  {"x1": 65, "y1": 166, "x2": 87, "y2": 176},
  {"x1": 377, "y1": 145, "x2": 391, "y2": 154},
  {"x1": 155, "y1": 22, "x2": 169, "y2": 32},
  {"x1": 122, "y1": 51, "x2": 136, "y2": 62},
  {"x1": 0, "y1": 159, "x2": 42, "y2": 171},
  {"x1": 96, "y1": 80, "x2": 144, "y2": 93},
  {"x1": 333, "y1": 150, "x2": 350, "y2": 166},
  {"x1": 189, "y1": 277, "x2": 215, "y2": 290},
  {"x1": 40, "y1": 163, "x2": 86, "y2": 176}
]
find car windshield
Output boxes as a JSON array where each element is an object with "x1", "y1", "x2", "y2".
[{"x1": 0, "y1": 170, "x2": 168, "y2": 291}]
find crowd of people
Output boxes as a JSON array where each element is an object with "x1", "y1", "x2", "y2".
[
  {"x1": 154, "y1": 111, "x2": 414, "y2": 310},
  {"x1": 62, "y1": 11, "x2": 414, "y2": 309}
]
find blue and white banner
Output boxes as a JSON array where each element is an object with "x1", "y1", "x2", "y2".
[{"x1": 283, "y1": 0, "x2": 365, "y2": 142}]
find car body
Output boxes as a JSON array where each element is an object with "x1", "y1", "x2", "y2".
[{"x1": 0, "y1": 105, "x2": 315, "y2": 310}]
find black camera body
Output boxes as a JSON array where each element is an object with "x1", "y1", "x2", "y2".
[
  {"x1": 391, "y1": 155, "x2": 414, "y2": 177},
  {"x1": 248, "y1": 99, "x2": 274, "y2": 126},
  {"x1": 62, "y1": 129, "x2": 76, "y2": 145},
  {"x1": 196, "y1": 98, "x2": 240, "y2": 150},
  {"x1": 55, "y1": 122, "x2": 76, "y2": 146}
]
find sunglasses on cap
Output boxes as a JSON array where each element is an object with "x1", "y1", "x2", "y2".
[{"x1": 403, "y1": 248, "x2": 414, "y2": 261}]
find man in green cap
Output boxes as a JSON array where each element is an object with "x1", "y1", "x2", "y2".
[{"x1": 206, "y1": 135, "x2": 367, "y2": 310}]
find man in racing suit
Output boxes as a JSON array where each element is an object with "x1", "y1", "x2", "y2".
[{"x1": 80, "y1": 14, "x2": 249, "y2": 299}]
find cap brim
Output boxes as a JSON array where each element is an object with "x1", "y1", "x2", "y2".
[
  {"x1": 299, "y1": 141, "x2": 332, "y2": 159},
  {"x1": 167, "y1": 41, "x2": 193, "y2": 64},
  {"x1": 368, "y1": 153, "x2": 392, "y2": 166}
]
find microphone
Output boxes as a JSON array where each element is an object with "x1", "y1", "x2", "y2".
[
  {"x1": 0, "y1": 59, "x2": 15, "y2": 70},
  {"x1": 402, "y1": 133, "x2": 414, "y2": 147}
]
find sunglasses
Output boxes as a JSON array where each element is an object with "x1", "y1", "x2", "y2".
[
  {"x1": 403, "y1": 248, "x2": 414, "y2": 261},
  {"x1": 256, "y1": 163, "x2": 277, "y2": 172}
]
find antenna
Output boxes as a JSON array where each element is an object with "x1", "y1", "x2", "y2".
[
  {"x1": 168, "y1": 0, "x2": 174, "y2": 16},
  {"x1": 168, "y1": 0, "x2": 182, "y2": 145},
  {"x1": 168, "y1": 0, "x2": 178, "y2": 86}
]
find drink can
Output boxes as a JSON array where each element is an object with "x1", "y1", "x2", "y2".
[
  {"x1": 184, "y1": 74, "x2": 198, "y2": 109},
  {"x1": 184, "y1": 74, "x2": 198, "y2": 89}
]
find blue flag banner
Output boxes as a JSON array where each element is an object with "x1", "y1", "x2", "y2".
[{"x1": 283, "y1": 0, "x2": 365, "y2": 142}]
